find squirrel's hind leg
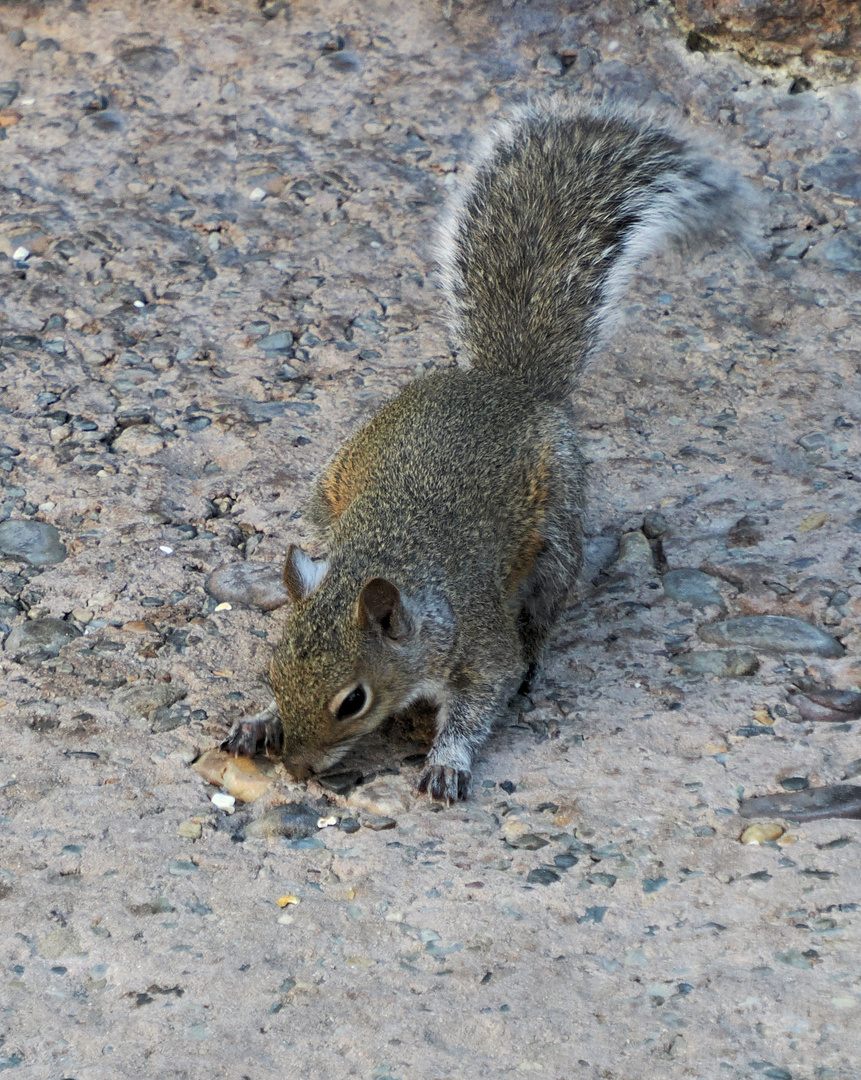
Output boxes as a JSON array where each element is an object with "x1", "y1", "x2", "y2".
[
  {"x1": 515, "y1": 534, "x2": 582, "y2": 685},
  {"x1": 222, "y1": 699, "x2": 283, "y2": 757}
]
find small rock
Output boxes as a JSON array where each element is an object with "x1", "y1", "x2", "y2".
[
  {"x1": 211, "y1": 792, "x2": 236, "y2": 813},
  {"x1": 698, "y1": 616, "x2": 844, "y2": 658},
  {"x1": 339, "y1": 817, "x2": 360, "y2": 833},
  {"x1": 740, "y1": 823, "x2": 784, "y2": 844},
  {"x1": 0, "y1": 519, "x2": 67, "y2": 566},
  {"x1": 363, "y1": 815, "x2": 397, "y2": 831},
  {"x1": 614, "y1": 529, "x2": 655, "y2": 575},
  {"x1": 788, "y1": 685, "x2": 861, "y2": 723},
  {"x1": 257, "y1": 331, "x2": 294, "y2": 353},
  {"x1": 118, "y1": 45, "x2": 179, "y2": 76},
  {"x1": 113, "y1": 682, "x2": 186, "y2": 719},
  {"x1": 347, "y1": 779, "x2": 411, "y2": 817},
  {"x1": 780, "y1": 777, "x2": 810, "y2": 791},
  {"x1": 507, "y1": 833, "x2": 550, "y2": 851},
  {"x1": 206, "y1": 562, "x2": 289, "y2": 612},
  {"x1": 536, "y1": 53, "x2": 564, "y2": 74},
  {"x1": 673, "y1": 650, "x2": 759, "y2": 678},
  {"x1": 38, "y1": 929, "x2": 84, "y2": 959},
  {"x1": 662, "y1": 569, "x2": 724, "y2": 609},
  {"x1": 112, "y1": 425, "x2": 165, "y2": 456},
  {"x1": 4, "y1": 618, "x2": 80, "y2": 660},
  {"x1": 244, "y1": 802, "x2": 318, "y2": 839},
  {"x1": 804, "y1": 148, "x2": 861, "y2": 200},
  {"x1": 177, "y1": 820, "x2": 202, "y2": 839},
  {"x1": 168, "y1": 859, "x2": 197, "y2": 875},
  {"x1": 526, "y1": 867, "x2": 560, "y2": 885},
  {"x1": 739, "y1": 786, "x2": 861, "y2": 822}
]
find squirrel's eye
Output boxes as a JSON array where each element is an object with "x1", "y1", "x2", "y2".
[{"x1": 335, "y1": 685, "x2": 368, "y2": 721}]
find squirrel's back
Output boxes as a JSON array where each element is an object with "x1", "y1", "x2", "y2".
[{"x1": 438, "y1": 102, "x2": 745, "y2": 402}]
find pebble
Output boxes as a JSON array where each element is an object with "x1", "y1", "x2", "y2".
[
  {"x1": 673, "y1": 649, "x2": 759, "y2": 678},
  {"x1": 739, "y1": 785, "x2": 861, "y2": 822},
  {"x1": 507, "y1": 833, "x2": 550, "y2": 851},
  {"x1": 206, "y1": 562, "x2": 289, "y2": 612},
  {"x1": 662, "y1": 568, "x2": 724, "y2": 609},
  {"x1": 257, "y1": 331, "x2": 294, "y2": 353},
  {"x1": 740, "y1": 823, "x2": 784, "y2": 845},
  {"x1": 803, "y1": 147, "x2": 861, "y2": 199},
  {"x1": 113, "y1": 682, "x2": 186, "y2": 719},
  {"x1": 37, "y1": 929, "x2": 83, "y2": 959},
  {"x1": 211, "y1": 792, "x2": 236, "y2": 813},
  {"x1": 0, "y1": 519, "x2": 67, "y2": 566},
  {"x1": 698, "y1": 616, "x2": 844, "y2": 658},
  {"x1": 347, "y1": 779, "x2": 411, "y2": 817},
  {"x1": 112, "y1": 425, "x2": 166, "y2": 456},
  {"x1": 243, "y1": 802, "x2": 319, "y2": 839},
  {"x1": 363, "y1": 815, "x2": 397, "y2": 831},
  {"x1": 118, "y1": 45, "x2": 180, "y2": 76},
  {"x1": 177, "y1": 820, "x2": 202, "y2": 839},
  {"x1": 788, "y1": 685, "x2": 861, "y2": 722},
  {"x1": 526, "y1": 867, "x2": 560, "y2": 885},
  {"x1": 168, "y1": 859, "x2": 198, "y2": 875},
  {"x1": 4, "y1": 618, "x2": 80, "y2": 660}
]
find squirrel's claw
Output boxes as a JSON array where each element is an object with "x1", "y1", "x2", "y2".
[
  {"x1": 418, "y1": 764, "x2": 472, "y2": 804},
  {"x1": 221, "y1": 700, "x2": 282, "y2": 757}
]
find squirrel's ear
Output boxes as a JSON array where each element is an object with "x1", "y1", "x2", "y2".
[
  {"x1": 358, "y1": 577, "x2": 412, "y2": 642},
  {"x1": 283, "y1": 544, "x2": 327, "y2": 603}
]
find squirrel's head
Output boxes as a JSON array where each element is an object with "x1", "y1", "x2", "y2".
[{"x1": 269, "y1": 545, "x2": 429, "y2": 777}]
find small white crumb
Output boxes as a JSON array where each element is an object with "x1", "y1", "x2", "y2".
[
  {"x1": 211, "y1": 792, "x2": 236, "y2": 813},
  {"x1": 12, "y1": 247, "x2": 30, "y2": 261},
  {"x1": 317, "y1": 816, "x2": 338, "y2": 829},
  {"x1": 249, "y1": 187, "x2": 267, "y2": 201},
  {"x1": 133, "y1": 300, "x2": 146, "y2": 308},
  {"x1": 159, "y1": 545, "x2": 174, "y2": 554},
  {"x1": 213, "y1": 602, "x2": 232, "y2": 612}
]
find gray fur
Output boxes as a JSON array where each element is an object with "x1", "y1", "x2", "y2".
[{"x1": 224, "y1": 104, "x2": 743, "y2": 803}]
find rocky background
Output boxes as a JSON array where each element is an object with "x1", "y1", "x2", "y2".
[{"x1": 0, "y1": 1, "x2": 860, "y2": 1078}]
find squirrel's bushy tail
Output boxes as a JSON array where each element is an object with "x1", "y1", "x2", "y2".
[{"x1": 438, "y1": 102, "x2": 746, "y2": 402}]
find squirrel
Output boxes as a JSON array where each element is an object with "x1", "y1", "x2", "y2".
[{"x1": 223, "y1": 101, "x2": 744, "y2": 804}]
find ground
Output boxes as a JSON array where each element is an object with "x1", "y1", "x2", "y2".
[{"x1": 0, "y1": 1, "x2": 860, "y2": 1078}]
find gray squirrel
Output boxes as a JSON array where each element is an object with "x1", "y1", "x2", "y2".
[{"x1": 224, "y1": 102, "x2": 744, "y2": 803}]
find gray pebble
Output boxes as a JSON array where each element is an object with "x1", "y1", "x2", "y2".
[
  {"x1": 739, "y1": 785, "x2": 861, "y2": 822},
  {"x1": 0, "y1": 81, "x2": 19, "y2": 107},
  {"x1": 118, "y1": 45, "x2": 179, "y2": 77},
  {"x1": 257, "y1": 331, "x2": 294, "y2": 353},
  {"x1": 0, "y1": 519, "x2": 67, "y2": 566},
  {"x1": 206, "y1": 562, "x2": 289, "y2": 612},
  {"x1": 112, "y1": 682, "x2": 187, "y2": 719},
  {"x1": 698, "y1": 616, "x2": 844, "y2": 658},
  {"x1": 673, "y1": 649, "x2": 759, "y2": 678},
  {"x1": 812, "y1": 232, "x2": 861, "y2": 271},
  {"x1": 788, "y1": 685, "x2": 861, "y2": 723},
  {"x1": 507, "y1": 833, "x2": 550, "y2": 851},
  {"x1": 803, "y1": 148, "x2": 861, "y2": 200},
  {"x1": 244, "y1": 802, "x2": 318, "y2": 840},
  {"x1": 363, "y1": 815, "x2": 397, "y2": 831},
  {"x1": 662, "y1": 568, "x2": 724, "y2": 610},
  {"x1": 526, "y1": 867, "x2": 560, "y2": 885},
  {"x1": 536, "y1": 53, "x2": 564, "y2": 75},
  {"x1": 4, "y1": 618, "x2": 80, "y2": 660}
]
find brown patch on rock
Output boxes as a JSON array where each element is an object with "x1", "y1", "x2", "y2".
[{"x1": 670, "y1": 0, "x2": 861, "y2": 75}]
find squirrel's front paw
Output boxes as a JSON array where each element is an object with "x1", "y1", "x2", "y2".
[
  {"x1": 418, "y1": 765, "x2": 472, "y2": 804},
  {"x1": 221, "y1": 701, "x2": 282, "y2": 757}
]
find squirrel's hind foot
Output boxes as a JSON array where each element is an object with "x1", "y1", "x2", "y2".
[
  {"x1": 418, "y1": 764, "x2": 472, "y2": 804},
  {"x1": 222, "y1": 700, "x2": 283, "y2": 757}
]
